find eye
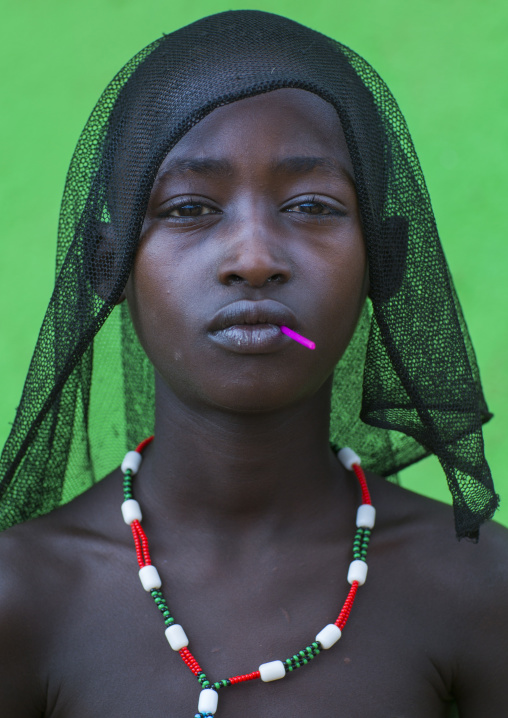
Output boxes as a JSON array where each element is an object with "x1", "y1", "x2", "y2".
[
  {"x1": 293, "y1": 202, "x2": 331, "y2": 214},
  {"x1": 285, "y1": 198, "x2": 345, "y2": 217},
  {"x1": 167, "y1": 202, "x2": 218, "y2": 218}
]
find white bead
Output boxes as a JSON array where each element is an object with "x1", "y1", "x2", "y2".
[
  {"x1": 165, "y1": 624, "x2": 188, "y2": 651},
  {"x1": 138, "y1": 564, "x2": 162, "y2": 591},
  {"x1": 356, "y1": 504, "x2": 376, "y2": 529},
  {"x1": 198, "y1": 688, "x2": 218, "y2": 714},
  {"x1": 347, "y1": 559, "x2": 368, "y2": 586},
  {"x1": 315, "y1": 623, "x2": 342, "y2": 649},
  {"x1": 337, "y1": 447, "x2": 361, "y2": 471},
  {"x1": 121, "y1": 499, "x2": 142, "y2": 525},
  {"x1": 259, "y1": 659, "x2": 286, "y2": 682},
  {"x1": 121, "y1": 450, "x2": 142, "y2": 475}
]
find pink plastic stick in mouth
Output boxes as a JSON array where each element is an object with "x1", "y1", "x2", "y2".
[{"x1": 280, "y1": 326, "x2": 315, "y2": 350}]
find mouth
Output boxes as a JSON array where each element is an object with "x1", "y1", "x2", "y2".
[{"x1": 207, "y1": 300, "x2": 298, "y2": 354}]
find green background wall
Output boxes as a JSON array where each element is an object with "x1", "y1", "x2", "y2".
[{"x1": 1, "y1": 0, "x2": 506, "y2": 526}]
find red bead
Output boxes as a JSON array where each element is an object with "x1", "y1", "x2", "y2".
[
  {"x1": 130, "y1": 523, "x2": 145, "y2": 568},
  {"x1": 335, "y1": 581, "x2": 359, "y2": 629},
  {"x1": 352, "y1": 464, "x2": 371, "y2": 505},
  {"x1": 130, "y1": 520, "x2": 152, "y2": 566},
  {"x1": 228, "y1": 671, "x2": 261, "y2": 684},
  {"x1": 135, "y1": 436, "x2": 154, "y2": 453},
  {"x1": 179, "y1": 647, "x2": 203, "y2": 676}
]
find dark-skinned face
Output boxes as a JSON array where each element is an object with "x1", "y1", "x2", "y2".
[{"x1": 124, "y1": 88, "x2": 368, "y2": 413}]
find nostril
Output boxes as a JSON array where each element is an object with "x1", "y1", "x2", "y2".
[
  {"x1": 227, "y1": 274, "x2": 244, "y2": 285},
  {"x1": 223, "y1": 271, "x2": 288, "y2": 287}
]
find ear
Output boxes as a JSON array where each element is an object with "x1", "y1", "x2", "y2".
[
  {"x1": 368, "y1": 215, "x2": 408, "y2": 303},
  {"x1": 87, "y1": 221, "x2": 127, "y2": 304}
]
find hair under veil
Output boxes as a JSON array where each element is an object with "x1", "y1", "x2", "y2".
[{"x1": 0, "y1": 10, "x2": 497, "y2": 539}]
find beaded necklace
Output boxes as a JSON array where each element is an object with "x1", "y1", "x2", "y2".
[{"x1": 121, "y1": 437, "x2": 375, "y2": 717}]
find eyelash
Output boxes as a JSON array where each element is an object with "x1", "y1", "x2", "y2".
[
  {"x1": 285, "y1": 195, "x2": 346, "y2": 218},
  {"x1": 159, "y1": 196, "x2": 346, "y2": 219},
  {"x1": 159, "y1": 197, "x2": 220, "y2": 219}
]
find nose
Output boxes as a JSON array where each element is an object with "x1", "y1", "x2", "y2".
[{"x1": 217, "y1": 220, "x2": 292, "y2": 288}]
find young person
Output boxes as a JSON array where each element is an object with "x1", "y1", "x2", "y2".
[{"x1": 1, "y1": 11, "x2": 507, "y2": 717}]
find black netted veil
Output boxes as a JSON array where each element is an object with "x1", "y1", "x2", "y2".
[{"x1": 0, "y1": 11, "x2": 498, "y2": 538}]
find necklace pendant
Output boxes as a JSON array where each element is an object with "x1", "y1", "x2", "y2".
[{"x1": 197, "y1": 687, "x2": 219, "y2": 715}]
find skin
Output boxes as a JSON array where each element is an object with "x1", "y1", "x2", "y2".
[{"x1": 1, "y1": 89, "x2": 508, "y2": 718}]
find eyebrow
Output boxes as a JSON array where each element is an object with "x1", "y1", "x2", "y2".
[
  {"x1": 156, "y1": 158, "x2": 233, "y2": 181},
  {"x1": 269, "y1": 156, "x2": 355, "y2": 186},
  {"x1": 156, "y1": 155, "x2": 355, "y2": 185}
]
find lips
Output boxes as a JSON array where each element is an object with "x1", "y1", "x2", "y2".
[
  {"x1": 208, "y1": 299, "x2": 296, "y2": 332},
  {"x1": 207, "y1": 300, "x2": 298, "y2": 354}
]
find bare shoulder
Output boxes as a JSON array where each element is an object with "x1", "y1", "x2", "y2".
[
  {"x1": 366, "y1": 471, "x2": 508, "y2": 717},
  {"x1": 0, "y1": 510, "x2": 71, "y2": 716},
  {"x1": 367, "y1": 470, "x2": 508, "y2": 590},
  {"x1": 0, "y1": 467, "x2": 124, "y2": 578},
  {"x1": 0, "y1": 470, "x2": 124, "y2": 717}
]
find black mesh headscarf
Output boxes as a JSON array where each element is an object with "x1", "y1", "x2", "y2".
[{"x1": 0, "y1": 10, "x2": 498, "y2": 539}]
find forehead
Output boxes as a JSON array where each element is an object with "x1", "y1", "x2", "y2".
[{"x1": 155, "y1": 88, "x2": 353, "y2": 178}]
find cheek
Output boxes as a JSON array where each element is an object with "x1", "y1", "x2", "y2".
[
  {"x1": 125, "y1": 248, "x2": 192, "y2": 362},
  {"x1": 311, "y1": 227, "x2": 366, "y2": 294},
  {"x1": 309, "y1": 232, "x2": 368, "y2": 357}
]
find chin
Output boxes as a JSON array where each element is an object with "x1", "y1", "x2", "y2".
[{"x1": 205, "y1": 381, "x2": 319, "y2": 415}]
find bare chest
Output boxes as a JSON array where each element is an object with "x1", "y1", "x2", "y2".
[{"x1": 42, "y1": 556, "x2": 455, "y2": 718}]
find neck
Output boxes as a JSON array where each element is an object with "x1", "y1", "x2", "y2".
[{"x1": 135, "y1": 375, "x2": 351, "y2": 531}]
